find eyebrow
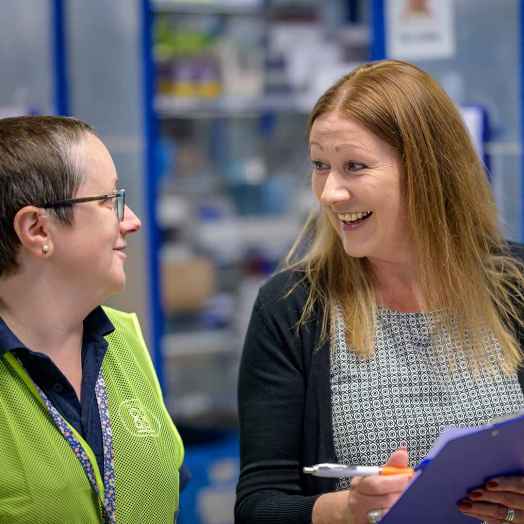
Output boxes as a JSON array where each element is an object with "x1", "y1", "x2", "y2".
[
  {"x1": 309, "y1": 141, "x2": 369, "y2": 154},
  {"x1": 309, "y1": 141, "x2": 323, "y2": 151}
]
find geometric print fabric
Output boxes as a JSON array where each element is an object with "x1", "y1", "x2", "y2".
[{"x1": 331, "y1": 305, "x2": 524, "y2": 490}]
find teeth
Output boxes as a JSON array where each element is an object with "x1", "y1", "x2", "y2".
[{"x1": 337, "y1": 211, "x2": 371, "y2": 223}]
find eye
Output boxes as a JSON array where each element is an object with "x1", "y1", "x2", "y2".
[
  {"x1": 345, "y1": 161, "x2": 367, "y2": 173},
  {"x1": 311, "y1": 160, "x2": 329, "y2": 172},
  {"x1": 100, "y1": 196, "x2": 115, "y2": 208}
]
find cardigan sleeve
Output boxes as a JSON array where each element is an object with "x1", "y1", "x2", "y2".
[{"x1": 235, "y1": 273, "x2": 321, "y2": 523}]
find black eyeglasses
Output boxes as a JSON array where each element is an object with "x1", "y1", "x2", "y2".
[{"x1": 41, "y1": 188, "x2": 126, "y2": 222}]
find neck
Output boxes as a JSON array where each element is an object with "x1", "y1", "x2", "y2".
[
  {"x1": 0, "y1": 275, "x2": 89, "y2": 400},
  {"x1": 368, "y1": 257, "x2": 426, "y2": 312},
  {"x1": 0, "y1": 271, "x2": 92, "y2": 359}
]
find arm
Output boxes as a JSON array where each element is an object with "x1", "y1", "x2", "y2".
[
  {"x1": 234, "y1": 284, "x2": 412, "y2": 524},
  {"x1": 457, "y1": 243, "x2": 524, "y2": 521},
  {"x1": 235, "y1": 290, "x2": 319, "y2": 523}
]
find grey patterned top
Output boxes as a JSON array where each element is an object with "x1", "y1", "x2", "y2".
[{"x1": 331, "y1": 305, "x2": 524, "y2": 490}]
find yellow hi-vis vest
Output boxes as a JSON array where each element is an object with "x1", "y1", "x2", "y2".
[{"x1": 0, "y1": 307, "x2": 184, "y2": 523}]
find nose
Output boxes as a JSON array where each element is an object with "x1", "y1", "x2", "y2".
[
  {"x1": 120, "y1": 204, "x2": 141, "y2": 235},
  {"x1": 320, "y1": 171, "x2": 351, "y2": 206}
]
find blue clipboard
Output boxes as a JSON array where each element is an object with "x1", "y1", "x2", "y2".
[{"x1": 380, "y1": 412, "x2": 524, "y2": 523}]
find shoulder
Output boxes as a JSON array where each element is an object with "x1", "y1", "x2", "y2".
[
  {"x1": 101, "y1": 305, "x2": 133, "y2": 319},
  {"x1": 101, "y1": 306, "x2": 146, "y2": 346},
  {"x1": 507, "y1": 241, "x2": 524, "y2": 263},
  {"x1": 102, "y1": 305, "x2": 138, "y2": 328},
  {"x1": 100, "y1": 307, "x2": 163, "y2": 398},
  {"x1": 256, "y1": 268, "x2": 310, "y2": 314},
  {"x1": 252, "y1": 269, "x2": 324, "y2": 346}
]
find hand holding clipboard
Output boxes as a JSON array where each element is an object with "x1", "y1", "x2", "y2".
[{"x1": 304, "y1": 412, "x2": 524, "y2": 523}]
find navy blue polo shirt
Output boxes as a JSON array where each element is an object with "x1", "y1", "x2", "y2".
[
  {"x1": 0, "y1": 306, "x2": 111, "y2": 475},
  {"x1": 0, "y1": 307, "x2": 190, "y2": 492}
]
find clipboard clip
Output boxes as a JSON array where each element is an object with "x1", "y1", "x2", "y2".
[{"x1": 415, "y1": 458, "x2": 432, "y2": 472}]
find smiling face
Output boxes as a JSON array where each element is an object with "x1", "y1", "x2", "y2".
[
  {"x1": 309, "y1": 112, "x2": 414, "y2": 266},
  {"x1": 50, "y1": 133, "x2": 141, "y2": 303}
]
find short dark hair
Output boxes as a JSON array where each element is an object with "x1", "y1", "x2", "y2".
[{"x1": 0, "y1": 115, "x2": 95, "y2": 277}]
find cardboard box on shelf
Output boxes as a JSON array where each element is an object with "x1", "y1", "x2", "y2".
[{"x1": 161, "y1": 255, "x2": 217, "y2": 313}]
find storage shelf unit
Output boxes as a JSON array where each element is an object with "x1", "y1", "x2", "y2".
[
  {"x1": 152, "y1": 0, "x2": 263, "y2": 16},
  {"x1": 146, "y1": 0, "x2": 370, "y2": 434},
  {"x1": 155, "y1": 94, "x2": 313, "y2": 118}
]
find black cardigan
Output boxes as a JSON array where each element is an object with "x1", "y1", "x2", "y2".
[{"x1": 235, "y1": 246, "x2": 524, "y2": 524}]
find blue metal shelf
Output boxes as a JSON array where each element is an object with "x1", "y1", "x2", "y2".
[
  {"x1": 142, "y1": 0, "x2": 167, "y2": 391},
  {"x1": 370, "y1": 0, "x2": 385, "y2": 60},
  {"x1": 52, "y1": 0, "x2": 70, "y2": 115}
]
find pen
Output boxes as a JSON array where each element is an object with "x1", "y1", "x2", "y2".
[{"x1": 303, "y1": 463, "x2": 415, "y2": 478}]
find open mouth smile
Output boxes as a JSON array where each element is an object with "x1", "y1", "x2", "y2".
[{"x1": 337, "y1": 211, "x2": 373, "y2": 225}]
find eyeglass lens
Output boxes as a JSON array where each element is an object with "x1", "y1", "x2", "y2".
[{"x1": 116, "y1": 190, "x2": 125, "y2": 221}]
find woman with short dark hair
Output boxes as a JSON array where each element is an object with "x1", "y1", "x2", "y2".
[{"x1": 0, "y1": 116, "x2": 183, "y2": 523}]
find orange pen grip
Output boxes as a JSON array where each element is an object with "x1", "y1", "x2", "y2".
[{"x1": 380, "y1": 467, "x2": 414, "y2": 476}]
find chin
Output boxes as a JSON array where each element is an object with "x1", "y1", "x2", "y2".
[
  {"x1": 108, "y1": 271, "x2": 126, "y2": 295},
  {"x1": 114, "y1": 277, "x2": 126, "y2": 293},
  {"x1": 341, "y1": 240, "x2": 373, "y2": 259}
]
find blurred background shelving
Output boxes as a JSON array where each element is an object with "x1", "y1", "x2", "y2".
[
  {"x1": 1, "y1": 1, "x2": 523, "y2": 523},
  {"x1": 148, "y1": 4, "x2": 371, "y2": 520},
  {"x1": 149, "y1": 0, "x2": 372, "y2": 442}
]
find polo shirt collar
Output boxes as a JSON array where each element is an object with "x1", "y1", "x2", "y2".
[{"x1": 0, "y1": 305, "x2": 115, "y2": 358}]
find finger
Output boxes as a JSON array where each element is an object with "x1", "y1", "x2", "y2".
[
  {"x1": 348, "y1": 489, "x2": 402, "y2": 514},
  {"x1": 467, "y1": 488, "x2": 524, "y2": 510},
  {"x1": 355, "y1": 473, "x2": 413, "y2": 496},
  {"x1": 385, "y1": 448, "x2": 409, "y2": 468},
  {"x1": 458, "y1": 500, "x2": 522, "y2": 522},
  {"x1": 485, "y1": 477, "x2": 524, "y2": 495}
]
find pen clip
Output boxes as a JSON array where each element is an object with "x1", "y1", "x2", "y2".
[{"x1": 303, "y1": 463, "x2": 353, "y2": 478}]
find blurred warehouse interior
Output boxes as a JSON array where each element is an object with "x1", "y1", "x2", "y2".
[{"x1": 1, "y1": 1, "x2": 523, "y2": 522}]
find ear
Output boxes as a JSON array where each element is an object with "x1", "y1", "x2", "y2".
[{"x1": 13, "y1": 206, "x2": 53, "y2": 258}]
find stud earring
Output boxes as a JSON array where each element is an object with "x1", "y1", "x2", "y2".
[{"x1": 42, "y1": 244, "x2": 49, "y2": 255}]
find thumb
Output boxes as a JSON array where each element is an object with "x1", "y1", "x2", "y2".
[{"x1": 385, "y1": 448, "x2": 409, "y2": 468}]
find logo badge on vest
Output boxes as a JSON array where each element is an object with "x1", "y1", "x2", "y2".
[{"x1": 119, "y1": 399, "x2": 161, "y2": 437}]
